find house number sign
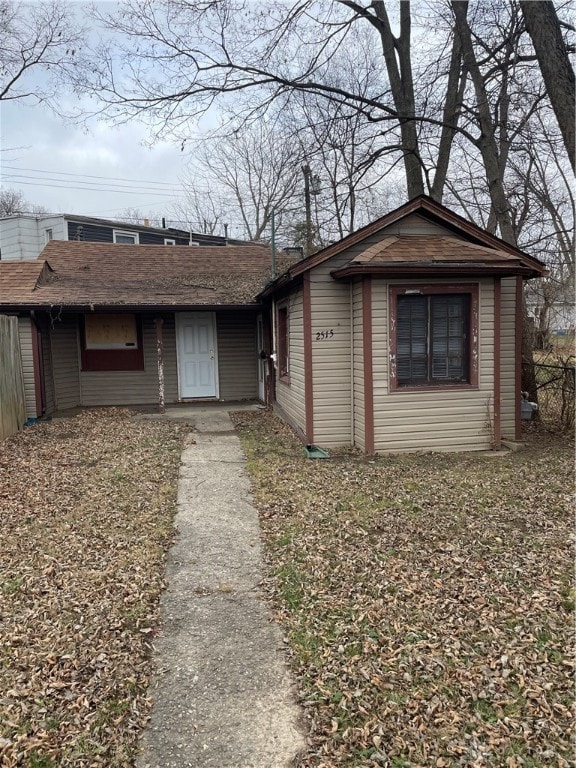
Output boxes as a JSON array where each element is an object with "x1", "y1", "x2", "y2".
[{"x1": 315, "y1": 329, "x2": 335, "y2": 341}]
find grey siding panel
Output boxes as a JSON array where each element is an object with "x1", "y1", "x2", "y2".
[
  {"x1": 217, "y1": 312, "x2": 258, "y2": 400},
  {"x1": 384, "y1": 212, "x2": 466, "y2": 237},
  {"x1": 80, "y1": 315, "x2": 171, "y2": 406},
  {"x1": 51, "y1": 317, "x2": 81, "y2": 410},
  {"x1": 371, "y1": 278, "x2": 495, "y2": 453},
  {"x1": 41, "y1": 327, "x2": 55, "y2": 415},
  {"x1": 276, "y1": 289, "x2": 306, "y2": 435},
  {"x1": 500, "y1": 278, "x2": 516, "y2": 438},
  {"x1": 18, "y1": 317, "x2": 37, "y2": 419}
]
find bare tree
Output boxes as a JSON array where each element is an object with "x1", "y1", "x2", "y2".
[
  {"x1": 0, "y1": 188, "x2": 48, "y2": 215},
  {"x1": 0, "y1": 0, "x2": 86, "y2": 103},
  {"x1": 183, "y1": 119, "x2": 303, "y2": 242},
  {"x1": 519, "y1": 1, "x2": 575, "y2": 172}
]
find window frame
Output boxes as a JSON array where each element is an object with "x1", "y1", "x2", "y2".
[
  {"x1": 80, "y1": 313, "x2": 144, "y2": 371},
  {"x1": 44, "y1": 228, "x2": 53, "y2": 243},
  {"x1": 277, "y1": 301, "x2": 290, "y2": 383},
  {"x1": 389, "y1": 284, "x2": 479, "y2": 392},
  {"x1": 164, "y1": 238, "x2": 176, "y2": 245},
  {"x1": 113, "y1": 229, "x2": 139, "y2": 244}
]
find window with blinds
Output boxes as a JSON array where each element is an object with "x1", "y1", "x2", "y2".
[{"x1": 397, "y1": 294, "x2": 470, "y2": 386}]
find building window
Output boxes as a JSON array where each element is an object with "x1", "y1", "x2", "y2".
[
  {"x1": 164, "y1": 238, "x2": 176, "y2": 245},
  {"x1": 45, "y1": 229, "x2": 53, "y2": 243},
  {"x1": 390, "y1": 285, "x2": 478, "y2": 390},
  {"x1": 113, "y1": 230, "x2": 139, "y2": 244},
  {"x1": 80, "y1": 313, "x2": 144, "y2": 371},
  {"x1": 277, "y1": 303, "x2": 289, "y2": 381}
]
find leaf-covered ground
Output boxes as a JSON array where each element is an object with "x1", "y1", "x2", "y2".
[
  {"x1": 231, "y1": 410, "x2": 575, "y2": 768},
  {"x1": 0, "y1": 409, "x2": 190, "y2": 768}
]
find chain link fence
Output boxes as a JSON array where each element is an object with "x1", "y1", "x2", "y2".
[{"x1": 534, "y1": 360, "x2": 575, "y2": 432}]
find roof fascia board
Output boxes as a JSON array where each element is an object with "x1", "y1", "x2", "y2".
[
  {"x1": 331, "y1": 263, "x2": 538, "y2": 279},
  {"x1": 284, "y1": 196, "x2": 545, "y2": 282}
]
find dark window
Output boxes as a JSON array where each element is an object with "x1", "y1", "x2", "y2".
[
  {"x1": 277, "y1": 304, "x2": 289, "y2": 380},
  {"x1": 396, "y1": 294, "x2": 470, "y2": 386}
]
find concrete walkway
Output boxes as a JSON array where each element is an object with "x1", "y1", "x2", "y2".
[{"x1": 135, "y1": 406, "x2": 305, "y2": 768}]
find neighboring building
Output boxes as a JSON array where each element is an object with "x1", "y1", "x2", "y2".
[
  {"x1": 0, "y1": 213, "x2": 244, "y2": 261},
  {"x1": 0, "y1": 196, "x2": 546, "y2": 453}
]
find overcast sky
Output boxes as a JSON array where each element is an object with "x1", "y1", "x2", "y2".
[{"x1": 0, "y1": 2, "x2": 197, "y2": 224}]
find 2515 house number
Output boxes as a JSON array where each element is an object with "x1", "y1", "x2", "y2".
[{"x1": 315, "y1": 329, "x2": 335, "y2": 341}]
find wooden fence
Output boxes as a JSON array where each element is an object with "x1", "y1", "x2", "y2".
[{"x1": 0, "y1": 315, "x2": 26, "y2": 440}]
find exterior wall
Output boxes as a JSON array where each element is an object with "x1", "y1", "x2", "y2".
[
  {"x1": 384, "y1": 212, "x2": 466, "y2": 238},
  {"x1": 50, "y1": 316, "x2": 81, "y2": 410},
  {"x1": 275, "y1": 288, "x2": 306, "y2": 435},
  {"x1": 17, "y1": 317, "x2": 37, "y2": 419},
  {"x1": 216, "y1": 312, "x2": 258, "y2": 400},
  {"x1": 41, "y1": 326, "x2": 55, "y2": 415},
  {"x1": 352, "y1": 280, "x2": 365, "y2": 451},
  {"x1": 370, "y1": 278, "x2": 495, "y2": 453},
  {"x1": 500, "y1": 277, "x2": 517, "y2": 438},
  {"x1": 44, "y1": 311, "x2": 258, "y2": 410},
  {"x1": 79, "y1": 315, "x2": 177, "y2": 406},
  {"x1": 309, "y1": 252, "x2": 353, "y2": 446},
  {"x1": 0, "y1": 216, "x2": 66, "y2": 261}
]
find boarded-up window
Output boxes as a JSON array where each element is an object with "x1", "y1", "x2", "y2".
[{"x1": 81, "y1": 314, "x2": 144, "y2": 371}]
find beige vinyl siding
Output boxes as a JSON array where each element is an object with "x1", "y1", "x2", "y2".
[
  {"x1": 383, "y1": 212, "x2": 467, "y2": 237},
  {"x1": 500, "y1": 277, "x2": 517, "y2": 438},
  {"x1": 352, "y1": 279, "x2": 365, "y2": 450},
  {"x1": 310, "y1": 252, "x2": 353, "y2": 446},
  {"x1": 51, "y1": 316, "x2": 81, "y2": 410},
  {"x1": 217, "y1": 311, "x2": 258, "y2": 400},
  {"x1": 276, "y1": 288, "x2": 306, "y2": 434},
  {"x1": 371, "y1": 278, "x2": 495, "y2": 453},
  {"x1": 17, "y1": 317, "x2": 37, "y2": 419},
  {"x1": 80, "y1": 315, "x2": 177, "y2": 406}
]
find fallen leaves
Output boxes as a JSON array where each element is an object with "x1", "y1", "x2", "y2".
[
  {"x1": 0, "y1": 409, "x2": 189, "y2": 767},
  {"x1": 232, "y1": 410, "x2": 575, "y2": 768}
]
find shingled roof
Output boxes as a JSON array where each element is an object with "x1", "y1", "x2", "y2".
[{"x1": 0, "y1": 242, "x2": 295, "y2": 309}]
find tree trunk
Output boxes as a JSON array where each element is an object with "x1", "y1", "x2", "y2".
[
  {"x1": 520, "y1": 1, "x2": 575, "y2": 173},
  {"x1": 372, "y1": 0, "x2": 425, "y2": 198},
  {"x1": 452, "y1": 1, "x2": 516, "y2": 244}
]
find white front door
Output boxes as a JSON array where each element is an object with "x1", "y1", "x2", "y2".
[{"x1": 176, "y1": 312, "x2": 218, "y2": 398}]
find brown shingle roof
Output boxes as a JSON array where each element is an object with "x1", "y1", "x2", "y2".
[
  {"x1": 352, "y1": 236, "x2": 522, "y2": 265},
  {"x1": 0, "y1": 243, "x2": 294, "y2": 308}
]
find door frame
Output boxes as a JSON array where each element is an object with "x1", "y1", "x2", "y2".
[
  {"x1": 257, "y1": 313, "x2": 265, "y2": 402},
  {"x1": 175, "y1": 311, "x2": 219, "y2": 400}
]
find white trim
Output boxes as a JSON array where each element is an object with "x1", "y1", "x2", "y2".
[
  {"x1": 164, "y1": 238, "x2": 176, "y2": 245},
  {"x1": 113, "y1": 229, "x2": 139, "y2": 244}
]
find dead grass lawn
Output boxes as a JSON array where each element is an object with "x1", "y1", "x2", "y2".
[
  {"x1": 232, "y1": 410, "x2": 575, "y2": 768},
  {"x1": 0, "y1": 409, "x2": 189, "y2": 767}
]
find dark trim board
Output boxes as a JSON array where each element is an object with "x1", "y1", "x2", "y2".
[
  {"x1": 303, "y1": 274, "x2": 314, "y2": 444},
  {"x1": 362, "y1": 277, "x2": 374, "y2": 454}
]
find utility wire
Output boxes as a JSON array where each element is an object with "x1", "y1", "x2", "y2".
[{"x1": 2, "y1": 165, "x2": 183, "y2": 187}]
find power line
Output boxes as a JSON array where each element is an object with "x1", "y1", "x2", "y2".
[
  {"x1": 1, "y1": 164, "x2": 183, "y2": 187},
  {"x1": 3, "y1": 179, "x2": 181, "y2": 198}
]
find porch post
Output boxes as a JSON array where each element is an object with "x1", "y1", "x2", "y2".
[{"x1": 155, "y1": 317, "x2": 165, "y2": 414}]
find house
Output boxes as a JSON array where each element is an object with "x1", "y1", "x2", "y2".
[
  {"x1": 0, "y1": 196, "x2": 545, "y2": 453},
  {"x1": 259, "y1": 196, "x2": 545, "y2": 453},
  {"x1": 0, "y1": 213, "x2": 244, "y2": 262},
  {"x1": 0, "y1": 242, "x2": 289, "y2": 421}
]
